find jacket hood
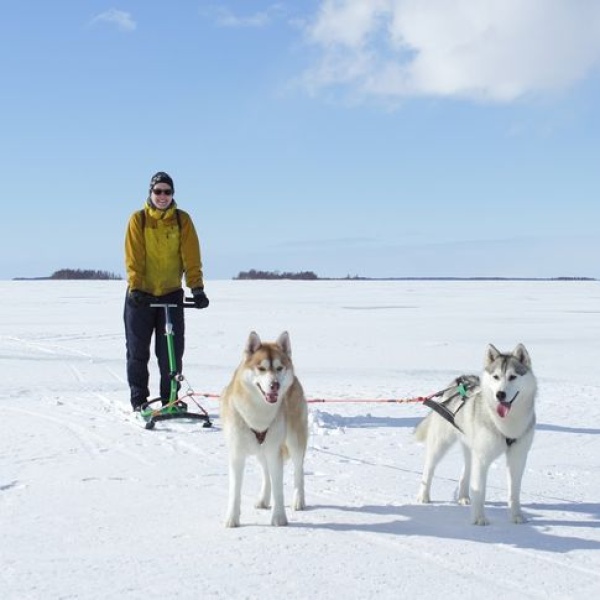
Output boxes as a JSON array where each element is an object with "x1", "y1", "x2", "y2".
[{"x1": 145, "y1": 199, "x2": 178, "y2": 220}]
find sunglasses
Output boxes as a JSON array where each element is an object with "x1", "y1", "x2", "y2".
[{"x1": 152, "y1": 188, "x2": 173, "y2": 196}]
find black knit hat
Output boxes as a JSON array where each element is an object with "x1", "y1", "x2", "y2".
[{"x1": 149, "y1": 171, "x2": 174, "y2": 194}]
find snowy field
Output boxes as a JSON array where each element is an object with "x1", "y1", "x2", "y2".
[{"x1": 1, "y1": 279, "x2": 600, "y2": 599}]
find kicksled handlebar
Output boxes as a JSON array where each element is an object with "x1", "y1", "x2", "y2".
[{"x1": 149, "y1": 298, "x2": 197, "y2": 309}]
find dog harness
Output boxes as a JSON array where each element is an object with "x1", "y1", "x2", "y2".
[
  {"x1": 423, "y1": 376, "x2": 472, "y2": 431},
  {"x1": 424, "y1": 377, "x2": 523, "y2": 447},
  {"x1": 251, "y1": 429, "x2": 268, "y2": 444}
]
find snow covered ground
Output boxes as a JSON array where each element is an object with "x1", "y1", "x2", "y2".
[{"x1": 1, "y1": 279, "x2": 600, "y2": 599}]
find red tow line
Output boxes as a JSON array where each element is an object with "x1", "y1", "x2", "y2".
[
  {"x1": 188, "y1": 392, "x2": 431, "y2": 405},
  {"x1": 306, "y1": 396, "x2": 429, "y2": 404}
]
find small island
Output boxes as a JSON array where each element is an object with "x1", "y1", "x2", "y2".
[{"x1": 14, "y1": 269, "x2": 122, "y2": 281}]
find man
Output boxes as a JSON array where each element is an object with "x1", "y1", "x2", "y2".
[{"x1": 124, "y1": 171, "x2": 209, "y2": 411}]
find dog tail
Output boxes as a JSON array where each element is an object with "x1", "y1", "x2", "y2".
[{"x1": 414, "y1": 413, "x2": 431, "y2": 442}]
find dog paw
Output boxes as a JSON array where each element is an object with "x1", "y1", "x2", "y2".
[
  {"x1": 293, "y1": 499, "x2": 306, "y2": 511},
  {"x1": 271, "y1": 512, "x2": 288, "y2": 527},
  {"x1": 472, "y1": 515, "x2": 490, "y2": 526},
  {"x1": 292, "y1": 492, "x2": 306, "y2": 511},
  {"x1": 255, "y1": 499, "x2": 271, "y2": 510},
  {"x1": 416, "y1": 492, "x2": 430, "y2": 504},
  {"x1": 457, "y1": 496, "x2": 471, "y2": 506},
  {"x1": 224, "y1": 516, "x2": 240, "y2": 528},
  {"x1": 511, "y1": 513, "x2": 527, "y2": 524}
]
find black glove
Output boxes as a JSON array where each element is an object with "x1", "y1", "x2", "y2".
[
  {"x1": 191, "y1": 287, "x2": 209, "y2": 309},
  {"x1": 129, "y1": 289, "x2": 153, "y2": 308}
]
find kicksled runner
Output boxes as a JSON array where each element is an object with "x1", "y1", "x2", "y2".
[{"x1": 138, "y1": 300, "x2": 213, "y2": 431}]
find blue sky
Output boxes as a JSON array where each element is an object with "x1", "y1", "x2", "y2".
[{"x1": 2, "y1": 1, "x2": 600, "y2": 281}]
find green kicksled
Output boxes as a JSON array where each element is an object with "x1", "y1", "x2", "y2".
[{"x1": 139, "y1": 301, "x2": 212, "y2": 431}]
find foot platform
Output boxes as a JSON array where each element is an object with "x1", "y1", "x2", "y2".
[{"x1": 140, "y1": 398, "x2": 212, "y2": 430}]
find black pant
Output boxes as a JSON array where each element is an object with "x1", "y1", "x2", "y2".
[{"x1": 124, "y1": 288, "x2": 185, "y2": 408}]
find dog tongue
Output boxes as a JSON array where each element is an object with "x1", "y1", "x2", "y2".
[{"x1": 497, "y1": 402, "x2": 511, "y2": 418}]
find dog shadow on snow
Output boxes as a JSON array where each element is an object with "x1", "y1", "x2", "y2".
[
  {"x1": 311, "y1": 411, "x2": 421, "y2": 430},
  {"x1": 296, "y1": 501, "x2": 600, "y2": 553},
  {"x1": 537, "y1": 422, "x2": 600, "y2": 435},
  {"x1": 315, "y1": 418, "x2": 600, "y2": 436}
]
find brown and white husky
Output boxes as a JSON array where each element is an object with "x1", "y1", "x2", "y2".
[{"x1": 220, "y1": 331, "x2": 308, "y2": 527}]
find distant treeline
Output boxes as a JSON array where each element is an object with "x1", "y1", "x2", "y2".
[
  {"x1": 50, "y1": 269, "x2": 122, "y2": 280},
  {"x1": 14, "y1": 269, "x2": 122, "y2": 281},
  {"x1": 329, "y1": 276, "x2": 597, "y2": 281},
  {"x1": 235, "y1": 269, "x2": 319, "y2": 280},
  {"x1": 233, "y1": 270, "x2": 596, "y2": 282}
]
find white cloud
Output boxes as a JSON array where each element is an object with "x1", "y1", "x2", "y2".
[
  {"x1": 302, "y1": 0, "x2": 600, "y2": 103},
  {"x1": 203, "y1": 4, "x2": 284, "y2": 29},
  {"x1": 90, "y1": 9, "x2": 137, "y2": 32}
]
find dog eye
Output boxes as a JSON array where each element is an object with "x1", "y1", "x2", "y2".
[
  {"x1": 276, "y1": 366, "x2": 283, "y2": 372},
  {"x1": 508, "y1": 374, "x2": 517, "y2": 381},
  {"x1": 493, "y1": 375, "x2": 500, "y2": 380},
  {"x1": 258, "y1": 366, "x2": 267, "y2": 372}
]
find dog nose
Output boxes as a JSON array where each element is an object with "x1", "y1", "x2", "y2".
[
  {"x1": 496, "y1": 390, "x2": 506, "y2": 401},
  {"x1": 270, "y1": 380, "x2": 280, "y2": 391}
]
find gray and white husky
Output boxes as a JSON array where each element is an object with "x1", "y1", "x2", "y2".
[{"x1": 415, "y1": 344, "x2": 537, "y2": 525}]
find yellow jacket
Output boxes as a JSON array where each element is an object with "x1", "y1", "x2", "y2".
[{"x1": 125, "y1": 201, "x2": 204, "y2": 296}]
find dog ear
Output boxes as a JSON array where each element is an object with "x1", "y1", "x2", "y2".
[
  {"x1": 512, "y1": 343, "x2": 531, "y2": 368},
  {"x1": 485, "y1": 344, "x2": 501, "y2": 366},
  {"x1": 276, "y1": 331, "x2": 291, "y2": 357},
  {"x1": 245, "y1": 331, "x2": 262, "y2": 356}
]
